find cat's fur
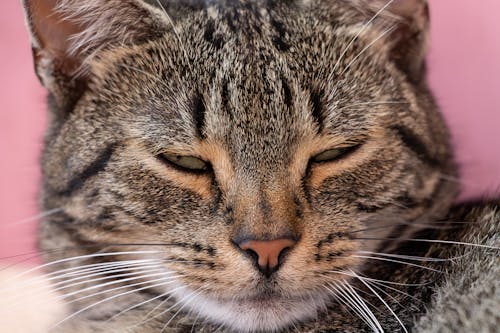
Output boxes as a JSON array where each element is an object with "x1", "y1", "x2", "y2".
[{"x1": 14, "y1": 0, "x2": 499, "y2": 332}]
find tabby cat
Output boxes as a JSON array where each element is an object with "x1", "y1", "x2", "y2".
[{"x1": 13, "y1": 0, "x2": 499, "y2": 332}]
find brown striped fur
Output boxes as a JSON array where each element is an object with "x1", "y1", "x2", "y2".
[{"x1": 17, "y1": 0, "x2": 498, "y2": 332}]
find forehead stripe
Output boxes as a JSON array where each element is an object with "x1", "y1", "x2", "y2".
[
  {"x1": 309, "y1": 89, "x2": 326, "y2": 133},
  {"x1": 192, "y1": 93, "x2": 207, "y2": 139}
]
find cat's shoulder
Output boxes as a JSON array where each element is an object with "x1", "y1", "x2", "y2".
[{"x1": 415, "y1": 199, "x2": 500, "y2": 333}]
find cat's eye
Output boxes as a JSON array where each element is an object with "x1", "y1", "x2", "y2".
[
  {"x1": 312, "y1": 145, "x2": 360, "y2": 163},
  {"x1": 158, "y1": 153, "x2": 209, "y2": 173}
]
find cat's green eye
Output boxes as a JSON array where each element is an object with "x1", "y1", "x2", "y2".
[
  {"x1": 158, "y1": 153, "x2": 209, "y2": 172},
  {"x1": 312, "y1": 145, "x2": 360, "y2": 163}
]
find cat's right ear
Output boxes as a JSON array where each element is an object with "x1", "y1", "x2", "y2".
[{"x1": 22, "y1": 0, "x2": 168, "y2": 113}]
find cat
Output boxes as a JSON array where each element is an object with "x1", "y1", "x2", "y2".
[{"x1": 10, "y1": 0, "x2": 498, "y2": 332}]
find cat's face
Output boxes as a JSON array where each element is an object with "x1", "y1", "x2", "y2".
[{"x1": 25, "y1": 0, "x2": 457, "y2": 331}]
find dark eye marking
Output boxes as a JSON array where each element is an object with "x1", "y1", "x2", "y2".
[
  {"x1": 391, "y1": 125, "x2": 441, "y2": 167},
  {"x1": 58, "y1": 143, "x2": 118, "y2": 196}
]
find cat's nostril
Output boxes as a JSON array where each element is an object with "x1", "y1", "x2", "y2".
[{"x1": 236, "y1": 238, "x2": 297, "y2": 277}]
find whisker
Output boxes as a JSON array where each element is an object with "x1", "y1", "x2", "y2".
[
  {"x1": 357, "y1": 251, "x2": 465, "y2": 263},
  {"x1": 133, "y1": 286, "x2": 203, "y2": 329},
  {"x1": 50, "y1": 278, "x2": 181, "y2": 329},
  {"x1": 351, "y1": 270, "x2": 408, "y2": 333},
  {"x1": 3, "y1": 251, "x2": 162, "y2": 281},
  {"x1": 45, "y1": 257, "x2": 200, "y2": 283},
  {"x1": 328, "y1": 282, "x2": 380, "y2": 332},
  {"x1": 46, "y1": 260, "x2": 162, "y2": 281},
  {"x1": 1, "y1": 208, "x2": 63, "y2": 227},
  {"x1": 53, "y1": 267, "x2": 165, "y2": 297},
  {"x1": 329, "y1": 270, "x2": 430, "y2": 287},
  {"x1": 342, "y1": 281, "x2": 384, "y2": 333},
  {"x1": 338, "y1": 101, "x2": 408, "y2": 110},
  {"x1": 364, "y1": 280, "x2": 405, "y2": 309},
  {"x1": 347, "y1": 222, "x2": 464, "y2": 236},
  {"x1": 2, "y1": 239, "x2": 217, "y2": 262},
  {"x1": 59, "y1": 273, "x2": 179, "y2": 303},
  {"x1": 352, "y1": 255, "x2": 442, "y2": 273},
  {"x1": 340, "y1": 24, "x2": 397, "y2": 76},
  {"x1": 353, "y1": 237, "x2": 500, "y2": 250},
  {"x1": 367, "y1": 280, "x2": 423, "y2": 304},
  {"x1": 160, "y1": 287, "x2": 206, "y2": 333},
  {"x1": 1, "y1": 262, "x2": 164, "y2": 305},
  {"x1": 140, "y1": 290, "x2": 179, "y2": 324},
  {"x1": 1, "y1": 260, "x2": 161, "y2": 292},
  {"x1": 332, "y1": 0, "x2": 395, "y2": 73},
  {"x1": 326, "y1": 283, "x2": 373, "y2": 331},
  {"x1": 104, "y1": 285, "x2": 185, "y2": 324},
  {"x1": 190, "y1": 310, "x2": 202, "y2": 333},
  {"x1": 152, "y1": 0, "x2": 193, "y2": 75}
]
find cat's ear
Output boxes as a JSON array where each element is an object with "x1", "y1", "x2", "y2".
[
  {"x1": 386, "y1": 0, "x2": 430, "y2": 82},
  {"x1": 22, "y1": 0, "x2": 168, "y2": 112}
]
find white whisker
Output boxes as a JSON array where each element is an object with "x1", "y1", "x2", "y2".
[
  {"x1": 3, "y1": 265, "x2": 166, "y2": 312},
  {"x1": 5, "y1": 251, "x2": 161, "y2": 281},
  {"x1": 356, "y1": 237, "x2": 500, "y2": 250},
  {"x1": 351, "y1": 270, "x2": 408, "y2": 333},
  {"x1": 329, "y1": 270, "x2": 430, "y2": 287},
  {"x1": 327, "y1": 282, "x2": 377, "y2": 332},
  {"x1": 160, "y1": 287, "x2": 206, "y2": 332},
  {"x1": 358, "y1": 251, "x2": 464, "y2": 263},
  {"x1": 2, "y1": 208, "x2": 63, "y2": 227},
  {"x1": 332, "y1": 0, "x2": 395, "y2": 73},
  {"x1": 352, "y1": 255, "x2": 442, "y2": 273},
  {"x1": 60, "y1": 274, "x2": 179, "y2": 303},
  {"x1": 340, "y1": 24, "x2": 397, "y2": 76},
  {"x1": 342, "y1": 281, "x2": 384, "y2": 333},
  {"x1": 105, "y1": 285, "x2": 185, "y2": 324},
  {"x1": 50, "y1": 278, "x2": 180, "y2": 329},
  {"x1": 153, "y1": 0, "x2": 193, "y2": 75}
]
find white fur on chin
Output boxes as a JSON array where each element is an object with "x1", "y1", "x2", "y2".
[{"x1": 171, "y1": 283, "x2": 328, "y2": 333}]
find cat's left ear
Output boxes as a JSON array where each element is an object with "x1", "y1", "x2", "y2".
[
  {"x1": 387, "y1": 0, "x2": 430, "y2": 82},
  {"x1": 22, "y1": 0, "x2": 168, "y2": 113}
]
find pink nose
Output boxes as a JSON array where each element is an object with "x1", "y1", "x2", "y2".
[{"x1": 238, "y1": 238, "x2": 296, "y2": 271}]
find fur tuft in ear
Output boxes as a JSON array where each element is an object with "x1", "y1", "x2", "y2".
[
  {"x1": 387, "y1": 0, "x2": 430, "y2": 82},
  {"x1": 22, "y1": 0, "x2": 169, "y2": 113}
]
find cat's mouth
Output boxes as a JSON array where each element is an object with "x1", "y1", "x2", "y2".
[{"x1": 170, "y1": 281, "x2": 328, "y2": 332}]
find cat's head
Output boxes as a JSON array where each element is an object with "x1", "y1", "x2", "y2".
[{"x1": 24, "y1": 0, "x2": 458, "y2": 331}]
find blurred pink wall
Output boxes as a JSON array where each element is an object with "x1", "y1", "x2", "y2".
[{"x1": 1, "y1": 1, "x2": 499, "y2": 259}]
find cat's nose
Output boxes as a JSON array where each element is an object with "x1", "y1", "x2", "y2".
[{"x1": 236, "y1": 238, "x2": 297, "y2": 277}]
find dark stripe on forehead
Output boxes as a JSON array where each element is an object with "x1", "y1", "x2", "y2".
[
  {"x1": 192, "y1": 93, "x2": 206, "y2": 139},
  {"x1": 281, "y1": 77, "x2": 292, "y2": 109},
  {"x1": 270, "y1": 17, "x2": 290, "y2": 51},
  {"x1": 58, "y1": 144, "x2": 117, "y2": 196},
  {"x1": 204, "y1": 20, "x2": 224, "y2": 49},
  {"x1": 310, "y1": 89, "x2": 326, "y2": 133},
  {"x1": 221, "y1": 79, "x2": 231, "y2": 116},
  {"x1": 392, "y1": 125, "x2": 441, "y2": 167}
]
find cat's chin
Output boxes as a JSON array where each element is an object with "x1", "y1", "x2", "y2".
[{"x1": 171, "y1": 284, "x2": 328, "y2": 332}]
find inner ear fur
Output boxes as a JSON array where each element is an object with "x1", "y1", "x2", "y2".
[
  {"x1": 351, "y1": 0, "x2": 430, "y2": 82},
  {"x1": 22, "y1": 0, "x2": 169, "y2": 114},
  {"x1": 387, "y1": 0, "x2": 430, "y2": 82}
]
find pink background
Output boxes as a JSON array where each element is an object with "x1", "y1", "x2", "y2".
[{"x1": 1, "y1": 1, "x2": 499, "y2": 259}]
